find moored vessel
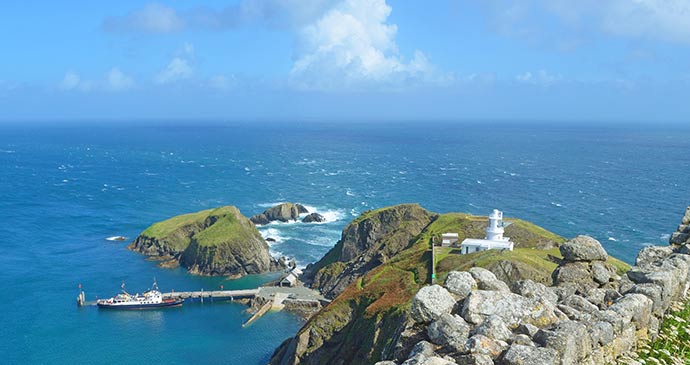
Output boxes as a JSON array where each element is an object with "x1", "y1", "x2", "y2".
[{"x1": 97, "y1": 279, "x2": 183, "y2": 309}]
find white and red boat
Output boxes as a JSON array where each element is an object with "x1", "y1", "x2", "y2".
[{"x1": 97, "y1": 280, "x2": 183, "y2": 309}]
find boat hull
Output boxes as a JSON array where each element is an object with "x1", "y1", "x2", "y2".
[{"x1": 97, "y1": 299, "x2": 184, "y2": 310}]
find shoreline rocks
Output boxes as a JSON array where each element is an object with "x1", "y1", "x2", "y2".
[
  {"x1": 250, "y1": 202, "x2": 309, "y2": 225},
  {"x1": 302, "y1": 212, "x2": 326, "y2": 223}
]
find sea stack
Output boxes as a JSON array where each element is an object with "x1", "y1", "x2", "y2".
[{"x1": 250, "y1": 202, "x2": 309, "y2": 225}]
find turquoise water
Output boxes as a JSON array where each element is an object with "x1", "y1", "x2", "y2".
[{"x1": 1, "y1": 121, "x2": 689, "y2": 364}]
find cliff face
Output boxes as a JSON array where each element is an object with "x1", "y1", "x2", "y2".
[
  {"x1": 303, "y1": 204, "x2": 436, "y2": 299},
  {"x1": 129, "y1": 206, "x2": 284, "y2": 277},
  {"x1": 271, "y1": 206, "x2": 572, "y2": 365}
]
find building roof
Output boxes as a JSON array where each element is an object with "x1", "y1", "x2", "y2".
[
  {"x1": 442, "y1": 233, "x2": 459, "y2": 237},
  {"x1": 281, "y1": 273, "x2": 298, "y2": 285}
]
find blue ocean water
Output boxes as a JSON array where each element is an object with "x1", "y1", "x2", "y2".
[{"x1": 1, "y1": 121, "x2": 689, "y2": 364}]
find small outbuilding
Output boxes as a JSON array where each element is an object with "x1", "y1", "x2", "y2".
[
  {"x1": 441, "y1": 233, "x2": 459, "y2": 247},
  {"x1": 280, "y1": 273, "x2": 298, "y2": 287}
]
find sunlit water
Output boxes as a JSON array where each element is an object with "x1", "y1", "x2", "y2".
[{"x1": 1, "y1": 121, "x2": 689, "y2": 364}]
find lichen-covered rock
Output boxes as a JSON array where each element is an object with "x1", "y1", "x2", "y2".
[
  {"x1": 560, "y1": 235, "x2": 608, "y2": 262},
  {"x1": 464, "y1": 334, "x2": 508, "y2": 359},
  {"x1": 515, "y1": 323, "x2": 539, "y2": 338},
  {"x1": 462, "y1": 290, "x2": 559, "y2": 328},
  {"x1": 588, "y1": 321, "x2": 614, "y2": 346},
  {"x1": 626, "y1": 283, "x2": 665, "y2": 315},
  {"x1": 552, "y1": 262, "x2": 597, "y2": 292},
  {"x1": 444, "y1": 271, "x2": 477, "y2": 300},
  {"x1": 560, "y1": 295, "x2": 599, "y2": 314},
  {"x1": 412, "y1": 285, "x2": 457, "y2": 323},
  {"x1": 473, "y1": 315, "x2": 512, "y2": 342},
  {"x1": 635, "y1": 245, "x2": 674, "y2": 267},
  {"x1": 591, "y1": 262, "x2": 611, "y2": 284},
  {"x1": 409, "y1": 341, "x2": 437, "y2": 358},
  {"x1": 403, "y1": 354, "x2": 457, "y2": 365},
  {"x1": 469, "y1": 267, "x2": 511, "y2": 292},
  {"x1": 512, "y1": 334, "x2": 534, "y2": 346},
  {"x1": 502, "y1": 344, "x2": 558, "y2": 365},
  {"x1": 427, "y1": 314, "x2": 470, "y2": 352},
  {"x1": 511, "y1": 280, "x2": 559, "y2": 306},
  {"x1": 533, "y1": 320, "x2": 592, "y2": 365},
  {"x1": 455, "y1": 354, "x2": 493, "y2": 365},
  {"x1": 608, "y1": 294, "x2": 653, "y2": 330}
]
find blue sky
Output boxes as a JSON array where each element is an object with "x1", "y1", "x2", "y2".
[{"x1": 1, "y1": 0, "x2": 689, "y2": 122}]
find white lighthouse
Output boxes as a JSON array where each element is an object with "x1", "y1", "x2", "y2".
[
  {"x1": 486, "y1": 209, "x2": 505, "y2": 241},
  {"x1": 459, "y1": 209, "x2": 514, "y2": 254}
]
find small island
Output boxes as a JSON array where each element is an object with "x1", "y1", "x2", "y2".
[{"x1": 128, "y1": 206, "x2": 286, "y2": 277}]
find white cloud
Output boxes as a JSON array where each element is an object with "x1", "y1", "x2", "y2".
[
  {"x1": 59, "y1": 69, "x2": 135, "y2": 92},
  {"x1": 105, "y1": 68, "x2": 135, "y2": 91},
  {"x1": 103, "y1": 3, "x2": 184, "y2": 33},
  {"x1": 156, "y1": 58, "x2": 193, "y2": 84},
  {"x1": 516, "y1": 70, "x2": 562, "y2": 85},
  {"x1": 155, "y1": 43, "x2": 195, "y2": 84},
  {"x1": 207, "y1": 74, "x2": 236, "y2": 91},
  {"x1": 103, "y1": 1, "x2": 337, "y2": 33},
  {"x1": 600, "y1": 0, "x2": 690, "y2": 43},
  {"x1": 59, "y1": 72, "x2": 81, "y2": 91},
  {"x1": 290, "y1": 0, "x2": 449, "y2": 90},
  {"x1": 479, "y1": 0, "x2": 690, "y2": 45}
]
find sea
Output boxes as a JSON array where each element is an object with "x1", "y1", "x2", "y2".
[{"x1": 0, "y1": 121, "x2": 689, "y2": 364}]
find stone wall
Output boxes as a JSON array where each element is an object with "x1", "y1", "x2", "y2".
[{"x1": 380, "y1": 207, "x2": 690, "y2": 365}]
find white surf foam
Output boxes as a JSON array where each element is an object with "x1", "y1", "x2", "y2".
[{"x1": 259, "y1": 227, "x2": 289, "y2": 244}]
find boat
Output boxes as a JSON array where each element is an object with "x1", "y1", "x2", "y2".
[{"x1": 96, "y1": 279, "x2": 183, "y2": 309}]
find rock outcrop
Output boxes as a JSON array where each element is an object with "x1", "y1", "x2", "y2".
[
  {"x1": 303, "y1": 204, "x2": 436, "y2": 299},
  {"x1": 374, "y1": 206, "x2": 690, "y2": 365},
  {"x1": 552, "y1": 235, "x2": 621, "y2": 295},
  {"x1": 129, "y1": 206, "x2": 285, "y2": 277},
  {"x1": 302, "y1": 213, "x2": 326, "y2": 223},
  {"x1": 250, "y1": 203, "x2": 309, "y2": 225}
]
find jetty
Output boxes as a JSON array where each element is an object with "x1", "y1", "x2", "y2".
[
  {"x1": 163, "y1": 288, "x2": 259, "y2": 301},
  {"x1": 76, "y1": 283, "x2": 328, "y2": 326}
]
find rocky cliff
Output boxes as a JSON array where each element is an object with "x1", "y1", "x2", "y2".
[
  {"x1": 303, "y1": 204, "x2": 436, "y2": 299},
  {"x1": 271, "y1": 205, "x2": 577, "y2": 365},
  {"x1": 129, "y1": 206, "x2": 285, "y2": 277}
]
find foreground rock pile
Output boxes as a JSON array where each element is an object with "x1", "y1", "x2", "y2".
[{"x1": 381, "y1": 208, "x2": 690, "y2": 365}]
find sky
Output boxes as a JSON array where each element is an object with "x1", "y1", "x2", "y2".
[{"x1": 1, "y1": 0, "x2": 689, "y2": 122}]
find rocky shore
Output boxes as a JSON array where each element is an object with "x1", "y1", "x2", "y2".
[{"x1": 270, "y1": 205, "x2": 690, "y2": 365}]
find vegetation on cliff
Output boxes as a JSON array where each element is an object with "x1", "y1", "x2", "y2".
[
  {"x1": 627, "y1": 295, "x2": 690, "y2": 365},
  {"x1": 273, "y1": 205, "x2": 626, "y2": 365},
  {"x1": 129, "y1": 206, "x2": 284, "y2": 277}
]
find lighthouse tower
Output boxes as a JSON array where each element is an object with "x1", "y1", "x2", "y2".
[{"x1": 485, "y1": 209, "x2": 506, "y2": 241}]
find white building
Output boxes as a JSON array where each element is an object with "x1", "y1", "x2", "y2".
[
  {"x1": 280, "y1": 268, "x2": 303, "y2": 287},
  {"x1": 441, "y1": 233, "x2": 459, "y2": 247},
  {"x1": 460, "y1": 209, "x2": 514, "y2": 254}
]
